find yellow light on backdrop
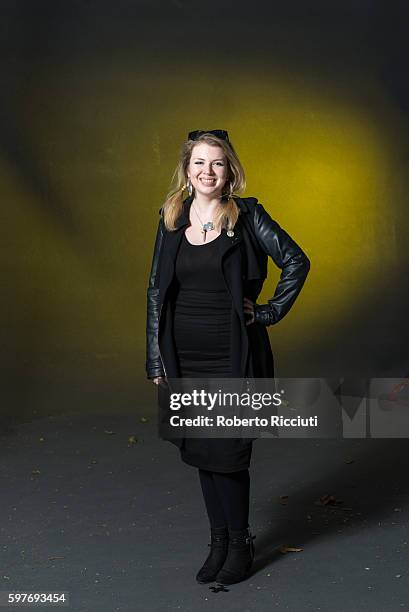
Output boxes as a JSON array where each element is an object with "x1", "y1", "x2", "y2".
[{"x1": 3, "y1": 59, "x2": 408, "y2": 385}]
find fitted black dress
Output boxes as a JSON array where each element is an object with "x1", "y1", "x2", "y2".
[
  {"x1": 174, "y1": 232, "x2": 231, "y2": 378},
  {"x1": 172, "y1": 231, "x2": 253, "y2": 472}
]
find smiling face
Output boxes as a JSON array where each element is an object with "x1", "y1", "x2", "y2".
[{"x1": 187, "y1": 142, "x2": 229, "y2": 199}]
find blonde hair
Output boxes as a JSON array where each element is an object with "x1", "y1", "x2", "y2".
[{"x1": 162, "y1": 133, "x2": 246, "y2": 231}]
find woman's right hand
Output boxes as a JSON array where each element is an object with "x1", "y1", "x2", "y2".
[{"x1": 152, "y1": 376, "x2": 167, "y2": 387}]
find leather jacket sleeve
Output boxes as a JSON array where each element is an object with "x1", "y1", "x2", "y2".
[
  {"x1": 146, "y1": 216, "x2": 166, "y2": 379},
  {"x1": 252, "y1": 202, "x2": 310, "y2": 326}
]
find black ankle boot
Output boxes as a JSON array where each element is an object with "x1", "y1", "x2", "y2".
[
  {"x1": 216, "y1": 527, "x2": 255, "y2": 585},
  {"x1": 196, "y1": 527, "x2": 229, "y2": 584}
]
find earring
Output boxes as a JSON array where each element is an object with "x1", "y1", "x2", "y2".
[{"x1": 187, "y1": 178, "x2": 193, "y2": 197}]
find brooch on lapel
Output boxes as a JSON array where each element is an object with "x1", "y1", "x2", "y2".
[{"x1": 227, "y1": 230, "x2": 234, "y2": 237}]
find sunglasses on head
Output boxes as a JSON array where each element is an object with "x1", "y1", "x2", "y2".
[{"x1": 188, "y1": 129, "x2": 229, "y2": 142}]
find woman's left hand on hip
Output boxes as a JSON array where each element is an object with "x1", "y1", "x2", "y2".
[{"x1": 243, "y1": 297, "x2": 255, "y2": 326}]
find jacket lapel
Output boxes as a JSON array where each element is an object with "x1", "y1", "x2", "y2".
[
  {"x1": 218, "y1": 223, "x2": 245, "y2": 321},
  {"x1": 158, "y1": 197, "x2": 191, "y2": 304}
]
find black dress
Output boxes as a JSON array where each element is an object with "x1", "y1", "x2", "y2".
[
  {"x1": 174, "y1": 232, "x2": 232, "y2": 378},
  {"x1": 172, "y1": 232, "x2": 253, "y2": 473}
]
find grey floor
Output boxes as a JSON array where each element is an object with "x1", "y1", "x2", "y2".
[{"x1": 1, "y1": 411, "x2": 408, "y2": 612}]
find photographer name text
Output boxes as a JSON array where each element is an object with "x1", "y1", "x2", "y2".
[{"x1": 169, "y1": 415, "x2": 318, "y2": 428}]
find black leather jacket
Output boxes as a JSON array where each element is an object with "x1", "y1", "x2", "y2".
[{"x1": 146, "y1": 197, "x2": 310, "y2": 379}]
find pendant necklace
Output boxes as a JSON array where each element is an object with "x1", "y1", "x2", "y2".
[{"x1": 192, "y1": 204, "x2": 215, "y2": 242}]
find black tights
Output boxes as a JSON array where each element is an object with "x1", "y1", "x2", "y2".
[{"x1": 198, "y1": 468, "x2": 250, "y2": 530}]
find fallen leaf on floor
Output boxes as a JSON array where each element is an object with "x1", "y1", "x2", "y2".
[
  {"x1": 280, "y1": 544, "x2": 303, "y2": 553},
  {"x1": 48, "y1": 556, "x2": 65, "y2": 560},
  {"x1": 315, "y1": 494, "x2": 343, "y2": 506},
  {"x1": 128, "y1": 436, "x2": 138, "y2": 444},
  {"x1": 31, "y1": 469, "x2": 41, "y2": 475},
  {"x1": 140, "y1": 417, "x2": 148, "y2": 423},
  {"x1": 279, "y1": 495, "x2": 289, "y2": 504},
  {"x1": 90, "y1": 459, "x2": 98, "y2": 464},
  {"x1": 344, "y1": 458, "x2": 354, "y2": 464},
  {"x1": 104, "y1": 430, "x2": 116, "y2": 435}
]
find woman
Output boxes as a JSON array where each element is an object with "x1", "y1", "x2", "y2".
[{"x1": 146, "y1": 129, "x2": 310, "y2": 585}]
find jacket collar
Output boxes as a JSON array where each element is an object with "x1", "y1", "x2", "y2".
[{"x1": 174, "y1": 194, "x2": 250, "y2": 230}]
